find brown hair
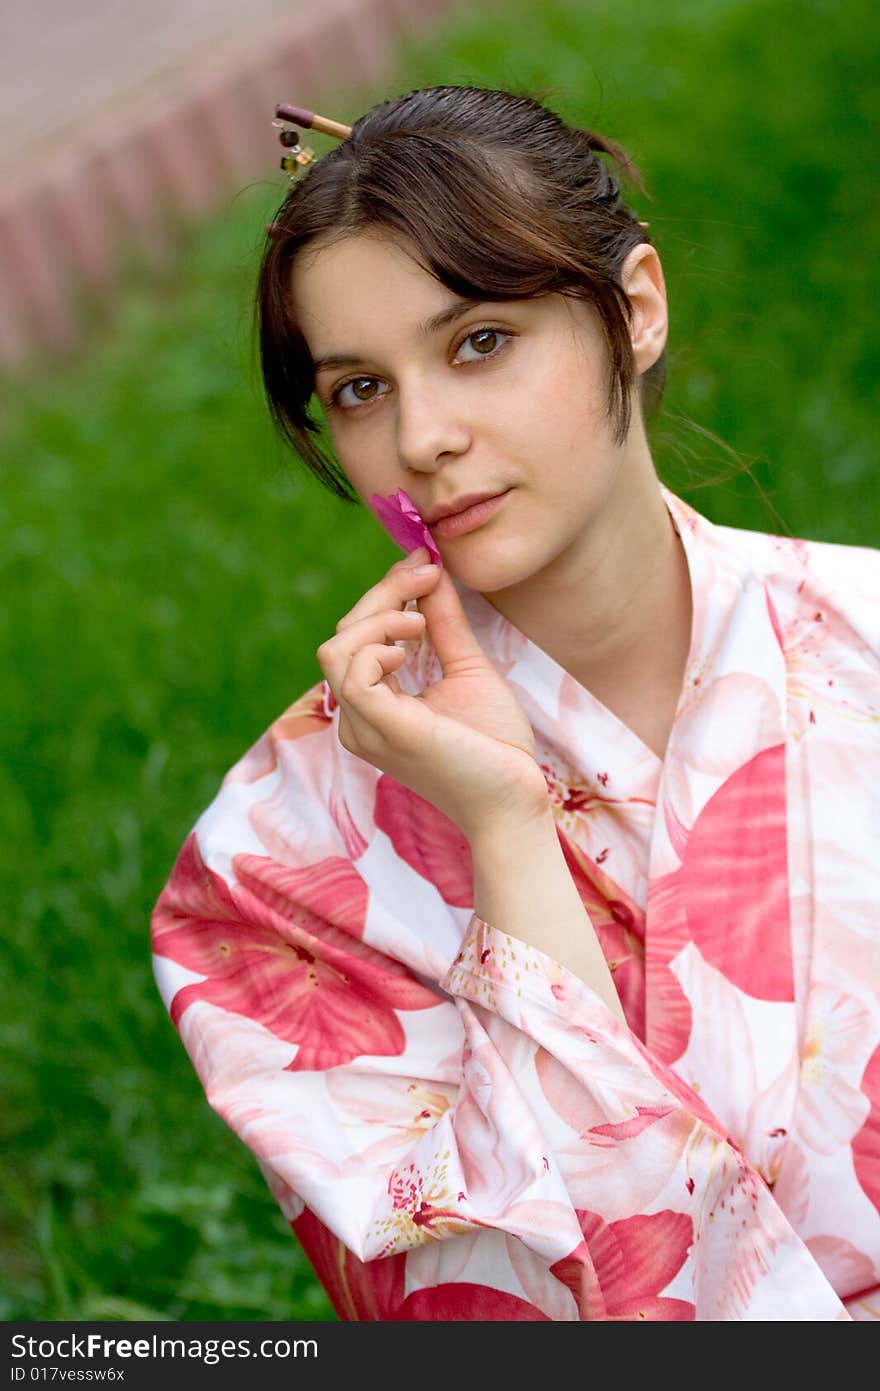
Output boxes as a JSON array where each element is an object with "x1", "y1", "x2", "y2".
[{"x1": 256, "y1": 84, "x2": 662, "y2": 504}]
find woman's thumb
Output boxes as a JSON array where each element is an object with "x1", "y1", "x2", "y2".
[{"x1": 418, "y1": 567, "x2": 488, "y2": 669}]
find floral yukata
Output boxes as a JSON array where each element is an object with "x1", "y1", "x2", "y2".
[{"x1": 151, "y1": 484, "x2": 880, "y2": 1320}]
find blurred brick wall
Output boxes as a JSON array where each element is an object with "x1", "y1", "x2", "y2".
[{"x1": 0, "y1": 0, "x2": 464, "y2": 372}]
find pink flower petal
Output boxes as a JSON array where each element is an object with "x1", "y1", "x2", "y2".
[
  {"x1": 581, "y1": 1208, "x2": 694, "y2": 1308},
  {"x1": 374, "y1": 775, "x2": 473, "y2": 906},
  {"x1": 806, "y1": 1234, "x2": 877, "y2": 1300},
  {"x1": 852, "y1": 1042, "x2": 880, "y2": 1214},
  {"x1": 367, "y1": 488, "x2": 443, "y2": 566},
  {"x1": 395, "y1": 1282, "x2": 551, "y2": 1320},
  {"x1": 550, "y1": 1209, "x2": 695, "y2": 1319},
  {"x1": 586, "y1": 1104, "x2": 677, "y2": 1143},
  {"x1": 152, "y1": 833, "x2": 442, "y2": 1072},
  {"x1": 292, "y1": 1205, "x2": 407, "y2": 1320},
  {"x1": 681, "y1": 744, "x2": 795, "y2": 1003}
]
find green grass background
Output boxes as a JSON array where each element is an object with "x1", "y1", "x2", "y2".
[{"x1": 2, "y1": 0, "x2": 877, "y2": 1321}]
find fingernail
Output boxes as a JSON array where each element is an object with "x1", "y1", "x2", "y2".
[
  {"x1": 403, "y1": 547, "x2": 429, "y2": 566},
  {"x1": 411, "y1": 563, "x2": 437, "y2": 575}
]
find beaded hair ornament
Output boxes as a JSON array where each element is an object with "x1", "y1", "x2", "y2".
[{"x1": 272, "y1": 103, "x2": 351, "y2": 176}]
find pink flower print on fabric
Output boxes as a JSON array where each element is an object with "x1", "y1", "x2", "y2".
[
  {"x1": 374, "y1": 774, "x2": 474, "y2": 909},
  {"x1": 291, "y1": 1205, "x2": 408, "y2": 1320},
  {"x1": 368, "y1": 487, "x2": 443, "y2": 567},
  {"x1": 549, "y1": 1208, "x2": 696, "y2": 1320},
  {"x1": 292, "y1": 1205, "x2": 553, "y2": 1319},
  {"x1": 395, "y1": 1282, "x2": 551, "y2": 1320},
  {"x1": 852, "y1": 1042, "x2": 880, "y2": 1214},
  {"x1": 152, "y1": 833, "x2": 442, "y2": 1071}
]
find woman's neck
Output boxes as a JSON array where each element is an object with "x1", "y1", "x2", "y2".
[{"x1": 481, "y1": 450, "x2": 694, "y2": 757}]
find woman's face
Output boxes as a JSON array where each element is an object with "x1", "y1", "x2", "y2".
[{"x1": 290, "y1": 230, "x2": 662, "y2": 594}]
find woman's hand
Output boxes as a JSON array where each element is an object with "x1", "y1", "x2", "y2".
[{"x1": 317, "y1": 550, "x2": 550, "y2": 842}]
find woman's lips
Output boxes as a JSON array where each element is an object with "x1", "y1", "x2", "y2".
[{"x1": 430, "y1": 489, "x2": 513, "y2": 538}]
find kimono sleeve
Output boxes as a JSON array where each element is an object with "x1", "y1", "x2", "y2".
[
  {"x1": 437, "y1": 915, "x2": 854, "y2": 1320},
  {"x1": 150, "y1": 828, "x2": 586, "y2": 1273},
  {"x1": 151, "y1": 830, "x2": 851, "y2": 1320}
]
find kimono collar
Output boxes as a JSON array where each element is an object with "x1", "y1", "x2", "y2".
[
  {"x1": 452, "y1": 480, "x2": 788, "y2": 793},
  {"x1": 451, "y1": 484, "x2": 797, "y2": 1117}
]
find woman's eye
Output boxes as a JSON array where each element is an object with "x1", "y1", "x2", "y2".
[
  {"x1": 456, "y1": 327, "x2": 508, "y2": 361},
  {"x1": 331, "y1": 377, "x2": 388, "y2": 410},
  {"x1": 328, "y1": 327, "x2": 511, "y2": 411}
]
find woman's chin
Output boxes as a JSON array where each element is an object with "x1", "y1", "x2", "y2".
[{"x1": 445, "y1": 552, "x2": 530, "y2": 598}]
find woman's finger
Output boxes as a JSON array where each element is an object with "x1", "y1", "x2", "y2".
[
  {"x1": 340, "y1": 643, "x2": 407, "y2": 703},
  {"x1": 335, "y1": 560, "x2": 440, "y2": 633},
  {"x1": 318, "y1": 607, "x2": 425, "y2": 697},
  {"x1": 416, "y1": 564, "x2": 489, "y2": 670},
  {"x1": 336, "y1": 642, "x2": 423, "y2": 755}
]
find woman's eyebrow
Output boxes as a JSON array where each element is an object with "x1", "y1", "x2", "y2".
[{"x1": 311, "y1": 297, "x2": 490, "y2": 375}]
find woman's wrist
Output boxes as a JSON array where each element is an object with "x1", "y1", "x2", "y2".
[
  {"x1": 464, "y1": 774, "x2": 553, "y2": 852},
  {"x1": 467, "y1": 797, "x2": 557, "y2": 861},
  {"x1": 466, "y1": 800, "x2": 626, "y2": 1022}
]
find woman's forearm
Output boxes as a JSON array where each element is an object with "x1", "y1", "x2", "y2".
[{"x1": 469, "y1": 808, "x2": 627, "y2": 1024}]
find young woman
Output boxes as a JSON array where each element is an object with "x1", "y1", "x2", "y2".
[{"x1": 151, "y1": 85, "x2": 880, "y2": 1319}]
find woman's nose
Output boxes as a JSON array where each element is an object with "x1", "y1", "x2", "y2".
[{"x1": 394, "y1": 378, "x2": 471, "y2": 472}]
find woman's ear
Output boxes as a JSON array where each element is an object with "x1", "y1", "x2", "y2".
[{"x1": 621, "y1": 243, "x2": 668, "y2": 375}]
